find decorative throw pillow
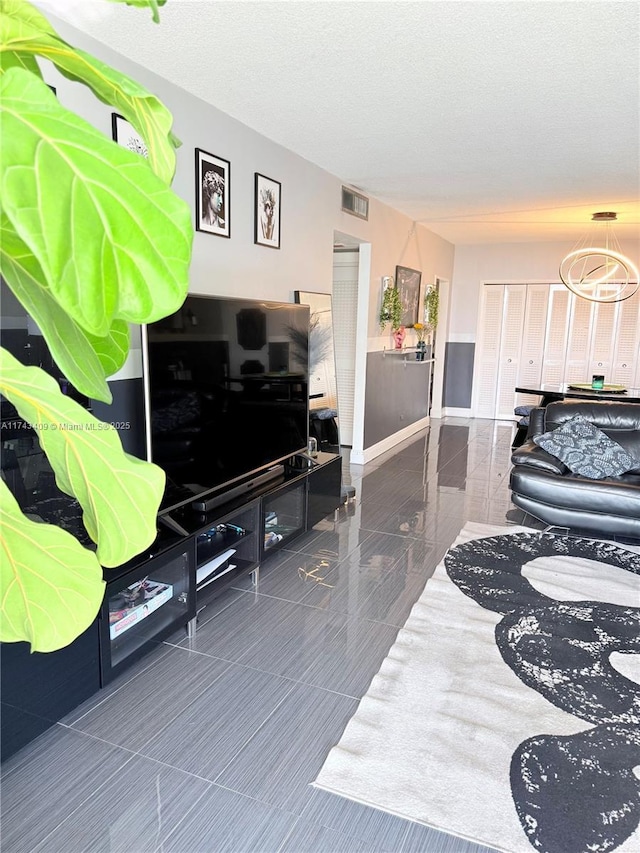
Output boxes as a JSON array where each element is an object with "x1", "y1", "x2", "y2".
[{"x1": 533, "y1": 415, "x2": 638, "y2": 479}]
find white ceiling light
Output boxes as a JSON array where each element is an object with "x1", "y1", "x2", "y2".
[{"x1": 559, "y1": 212, "x2": 639, "y2": 303}]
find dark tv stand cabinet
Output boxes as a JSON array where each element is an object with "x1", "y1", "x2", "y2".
[
  {"x1": 103, "y1": 450, "x2": 342, "y2": 671},
  {"x1": 188, "y1": 450, "x2": 342, "y2": 627},
  {"x1": 1, "y1": 452, "x2": 342, "y2": 762}
]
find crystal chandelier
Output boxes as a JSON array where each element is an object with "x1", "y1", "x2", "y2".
[{"x1": 559, "y1": 212, "x2": 639, "y2": 303}]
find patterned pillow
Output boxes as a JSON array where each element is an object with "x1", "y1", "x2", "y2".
[{"x1": 533, "y1": 415, "x2": 638, "y2": 479}]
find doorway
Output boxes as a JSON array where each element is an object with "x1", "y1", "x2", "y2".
[{"x1": 332, "y1": 247, "x2": 359, "y2": 446}]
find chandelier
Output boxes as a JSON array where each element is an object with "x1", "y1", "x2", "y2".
[{"x1": 559, "y1": 212, "x2": 639, "y2": 303}]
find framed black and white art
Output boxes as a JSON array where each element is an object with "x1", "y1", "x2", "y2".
[
  {"x1": 195, "y1": 148, "x2": 230, "y2": 238},
  {"x1": 395, "y1": 265, "x2": 422, "y2": 327},
  {"x1": 111, "y1": 113, "x2": 148, "y2": 159},
  {"x1": 254, "y1": 173, "x2": 281, "y2": 249}
]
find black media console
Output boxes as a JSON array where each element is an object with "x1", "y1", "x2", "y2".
[
  {"x1": 101, "y1": 450, "x2": 341, "y2": 681},
  {"x1": 1, "y1": 451, "x2": 342, "y2": 761}
]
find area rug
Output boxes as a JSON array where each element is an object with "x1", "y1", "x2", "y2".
[{"x1": 313, "y1": 522, "x2": 640, "y2": 853}]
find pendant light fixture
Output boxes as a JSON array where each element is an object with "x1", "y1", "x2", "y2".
[{"x1": 559, "y1": 212, "x2": 639, "y2": 303}]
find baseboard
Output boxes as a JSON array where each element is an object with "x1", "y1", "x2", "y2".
[
  {"x1": 442, "y1": 407, "x2": 472, "y2": 417},
  {"x1": 350, "y1": 417, "x2": 430, "y2": 464}
]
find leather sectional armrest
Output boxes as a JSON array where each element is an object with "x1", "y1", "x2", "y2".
[
  {"x1": 511, "y1": 441, "x2": 568, "y2": 475},
  {"x1": 527, "y1": 407, "x2": 546, "y2": 438}
]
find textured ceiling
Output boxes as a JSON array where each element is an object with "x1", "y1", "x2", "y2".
[{"x1": 43, "y1": 0, "x2": 640, "y2": 245}]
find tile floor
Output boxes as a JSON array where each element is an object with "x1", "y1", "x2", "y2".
[{"x1": 1, "y1": 417, "x2": 541, "y2": 853}]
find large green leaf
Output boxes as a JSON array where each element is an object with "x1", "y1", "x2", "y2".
[
  {"x1": 1, "y1": 224, "x2": 130, "y2": 402},
  {"x1": 1, "y1": 68, "x2": 192, "y2": 337},
  {"x1": 86, "y1": 322, "x2": 131, "y2": 380},
  {"x1": 0, "y1": 0, "x2": 178, "y2": 182},
  {"x1": 0, "y1": 40, "x2": 39, "y2": 74},
  {"x1": 0, "y1": 480, "x2": 105, "y2": 652},
  {"x1": 0, "y1": 349, "x2": 166, "y2": 567}
]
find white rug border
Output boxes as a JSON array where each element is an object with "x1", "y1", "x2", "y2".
[{"x1": 312, "y1": 521, "x2": 640, "y2": 853}]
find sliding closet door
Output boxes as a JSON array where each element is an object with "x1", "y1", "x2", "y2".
[
  {"x1": 611, "y1": 291, "x2": 640, "y2": 387},
  {"x1": 474, "y1": 284, "x2": 546, "y2": 419},
  {"x1": 474, "y1": 282, "x2": 640, "y2": 420},
  {"x1": 472, "y1": 285, "x2": 506, "y2": 418},
  {"x1": 564, "y1": 295, "x2": 594, "y2": 384},
  {"x1": 515, "y1": 284, "x2": 549, "y2": 409},
  {"x1": 540, "y1": 286, "x2": 570, "y2": 384},
  {"x1": 495, "y1": 285, "x2": 528, "y2": 419},
  {"x1": 588, "y1": 301, "x2": 617, "y2": 381}
]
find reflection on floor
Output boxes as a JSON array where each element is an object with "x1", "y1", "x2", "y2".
[{"x1": 1, "y1": 417, "x2": 541, "y2": 853}]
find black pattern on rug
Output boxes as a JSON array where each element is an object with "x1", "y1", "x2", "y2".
[{"x1": 445, "y1": 532, "x2": 640, "y2": 853}]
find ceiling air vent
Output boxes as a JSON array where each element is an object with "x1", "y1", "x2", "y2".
[{"x1": 341, "y1": 186, "x2": 369, "y2": 221}]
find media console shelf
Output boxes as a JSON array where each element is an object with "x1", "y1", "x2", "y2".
[
  {"x1": 1, "y1": 451, "x2": 343, "y2": 758},
  {"x1": 127, "y1": 450, "x2": 343, "y2": 639}
]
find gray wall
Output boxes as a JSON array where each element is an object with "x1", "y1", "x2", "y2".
[
  {"x1": 442, "y1": 343, "x2": 475, "y2": 409},
  {"x1": 364, "y1": 352, "x2": 431, "y2": 448}
]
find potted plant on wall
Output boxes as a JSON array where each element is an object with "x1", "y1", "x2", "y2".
[
  {"x1": 379, "y1": 279, "x2": 404, "y2": 347},
  {"x1": 0, "y1": 0, "x2": 193, "y2": 652},
  {"x1": 423, "y1": 286, "x2": 439, "y2": 342}
]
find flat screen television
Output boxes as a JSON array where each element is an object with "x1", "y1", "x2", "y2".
[{"x1": 143, "y1": 294, "x2": 310, "y2": 515}]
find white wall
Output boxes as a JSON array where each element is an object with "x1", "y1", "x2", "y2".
[
  {"x1": 47, "y1": 15, "x2": 454, "y2": 337},
  {"x1": 330, "y1": 205, "x2": 455, "y2": 345},
  {"x1": 451, "y1": 239, "x2": 640, "y2": 339},
  {"x1": 42, "y1": 14, "x2": 455, "y2": 454}
]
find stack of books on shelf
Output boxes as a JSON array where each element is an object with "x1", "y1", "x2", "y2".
[{"x1": 109, "y1": 579, "x2": 173, "y2": 640}]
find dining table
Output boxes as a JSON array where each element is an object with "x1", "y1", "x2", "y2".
[
  {"x1": 511, "y1": 383, "x2": 640, "y2": 447},
  {"x1": 515, "y1": 383, "x2": 640, "y2": 406}
]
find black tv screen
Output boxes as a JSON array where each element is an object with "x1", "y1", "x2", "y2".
[{"x1": 143, "y1": 294, "x2": 310, "y2": 514}]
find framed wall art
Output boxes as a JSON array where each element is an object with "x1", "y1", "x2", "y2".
[
  {"x1": 111, "y1": 113, "x2": 148, "y2": 159},
  {"x1": 254, "y1": 173, "x2": 281, "y2": 249},
  {"x1": 195, "y1": 148, "x2": 230, "y2": 238},
  {"x1": 395, "y1": 265, "x2": 422, "y2": 327}
]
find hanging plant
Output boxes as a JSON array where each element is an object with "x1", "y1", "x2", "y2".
[
  {"x1": 379, "y1": 283, "x2": 402, "y2": 332},
  {"x1": 424, "y1": 286, "x2": 439, "y2": 333}
]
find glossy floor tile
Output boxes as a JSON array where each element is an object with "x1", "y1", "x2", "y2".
[
  {"x1": 2, "y1": 416, "x2": 538, "y2": 853},
  {"x1": 156, "y1": 784, "x2": 298, "y2": 853},
  {"x1": 140, "y1": 662, "x2": 296, "y2": 780},
  {"x1": 214, "y1": 682, "x2": 359, "y2": 813},
  {"x1": 0, "y1": 727, "x2": 132, "y2": 852},
  {"x1": 32, "y1": 753, "x2": 211, "y2": 853},
  {"x1": 278, "y1": 817, "x2": 370, "y2": 852},
  {"x1": 69, "y1": 646, "x2": 233, "y2": 751},
  {"x1": 301, "y1": 788, "x2": 414, "y2": 852}
]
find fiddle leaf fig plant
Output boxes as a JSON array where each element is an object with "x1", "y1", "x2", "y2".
[{"x1": 0, "y1": 0, "x2": 193, "y2": 652}]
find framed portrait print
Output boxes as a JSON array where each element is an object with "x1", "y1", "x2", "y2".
[
  {"x1": 195, "y1": 148, "x2": 230, "y2": 238},
  {"x1": 395, "y1": 265, "x2": 422, "y2": 327},
  {"x1": 254, "y1": 173, "x2": 281, "y2": 249},
  {"x1": 111, "y1": 113, "x2": 148, "y2": 158}
]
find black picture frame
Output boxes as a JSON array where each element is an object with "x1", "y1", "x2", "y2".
[
  {"x1": 395, "y1": 265, "x2": 422, "y2": 327},
  {"x1": 111, "y1": 113, "x2": 148, "y2": 159},
  {"x1": 254, "y1": 173, "x2": 281, "y2": 249},
  {"x1": 195, "y1": 148, "x2": 231, "y2": 238}
]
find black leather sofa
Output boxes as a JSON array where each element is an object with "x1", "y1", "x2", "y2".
[{"x1": 510, "y1": 399, "x2": 640, "y2": 539}]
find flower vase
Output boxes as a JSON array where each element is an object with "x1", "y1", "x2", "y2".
[
  {"x1": 416, "y1": 340, "x2": 427, "y2": 361},
  {"x1": 393, "y1": 326, "x2": 406, "y2": 350}
]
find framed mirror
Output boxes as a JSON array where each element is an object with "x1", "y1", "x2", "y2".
[{"x1": 294, "y1": 290, "x2": 340, "y2": 450}]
